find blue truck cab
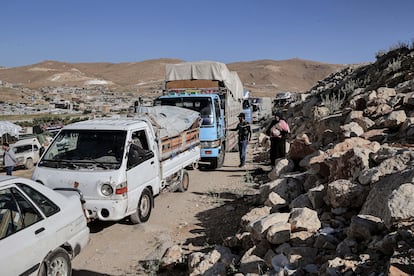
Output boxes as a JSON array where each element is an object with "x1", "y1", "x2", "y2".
[{"x1": 154, "y1": 90, "x2": 228, "y2": 169}]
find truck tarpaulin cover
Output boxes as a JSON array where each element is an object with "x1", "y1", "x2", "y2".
[
  {"x1": 165, "y1": 61, "x2": 243, "y2": 100},
  {"x1": 135, "y1": 106, "x2": 201, "y2": 138}
]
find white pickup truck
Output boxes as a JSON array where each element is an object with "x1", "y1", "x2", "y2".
[
  {"x1": 0, "y1": 137, "x2": 43, "y2": 170},
  {"x1": 32, "y1": 106, "x2": 201, "y2": 223},
  {"x1": 12, "y1": 137, "x2": 43, "y2": 169}
]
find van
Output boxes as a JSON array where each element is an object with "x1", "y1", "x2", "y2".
[{"x1": 32, "y1": 107, "x2": 201, "y2": 223}]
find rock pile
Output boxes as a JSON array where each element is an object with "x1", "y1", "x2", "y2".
[{"x1": 160, "y1": 45, "x2": 414, "y2": 275}]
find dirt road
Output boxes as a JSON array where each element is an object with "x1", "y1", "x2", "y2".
[{"x1": 13, "y1": 143, "x2": 265, "y2": 275}]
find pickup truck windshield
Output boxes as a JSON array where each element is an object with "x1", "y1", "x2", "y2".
[
  {"x1": 39, "y1": 130, "x2": 127, "y2": 170},
  {"x1": 155, "y1": 97, "x2": 214, "y2": 126}
]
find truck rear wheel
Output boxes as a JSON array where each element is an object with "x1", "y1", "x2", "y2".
[
  {"x1": 211, "y1": 149, "x2": 225, "y2": 169},
  {"x1": 177, "y1": 170, "x2": 189, "y2": 192},
  {"x1": 130, "y1": 188, "x2": 153, "y2": 224}
]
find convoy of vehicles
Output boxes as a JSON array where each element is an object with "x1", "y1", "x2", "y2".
[
  {"x1": 273, "y1": 92, "x2": 299, "y2": 114},
  {"x1": 0, "y1": 63, "x2": 300, "y2": 274},
  {"x1": 154, "y1": 61, "x2": 243, "y2": 169},
  {"x1": 251, "y1": 97, "x2": 273, "y2": 123},
  {"x1": 32, "y1": 106, "x2": 201, "y2": 224},
  {"x1": 0, "y1": 176, "x2": 89, "y2": 276}
]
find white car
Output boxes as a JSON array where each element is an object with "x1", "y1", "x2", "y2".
[{"x1": 0, "y1": 176, "x2": 89, "y2": 276}]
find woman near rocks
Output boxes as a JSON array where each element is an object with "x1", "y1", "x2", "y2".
[{"x1": 266, "y1": 112, "x2": 290, "y2": 168}]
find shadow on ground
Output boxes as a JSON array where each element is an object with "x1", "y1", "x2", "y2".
[
  {"x1": 183, "y1": 168, "x2": 270, "y2": 249},
  {"x1": 73, "y1": 269, "x2": 111, "y2": 276},
  {"x1": 184, "y1": 197, "x2": 255, "y2": 247}
]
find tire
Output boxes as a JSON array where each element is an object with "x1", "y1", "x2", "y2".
[
  {"x1": 39, "y1": 248, "x2": 72, "y2": 276},
  {"x1": 217, "y1": 150, "x2": 225, "y2": 168},
  {"x1": 185, "y1": 161, "x2": 198, "y2": 170},
  {"x1": 130, "y1": 188, "x2": 153, "y2": 224},
  {"x1": 211, "y1": 147, "x2": 225, "y2": 169},
  {"x1": 177, "y1": 170, "x2": 189, "y2": 192},
  {"x1": 25, "y1": 158, "x2": 34, "y2": 169}
]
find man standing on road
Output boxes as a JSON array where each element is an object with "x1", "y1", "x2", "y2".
[
  {"x1": 229, "y1": 113, "x2": 252, "y2": 168},
  {"x1": 2, "y1": 142, "x2": 17, "y2": 176}
]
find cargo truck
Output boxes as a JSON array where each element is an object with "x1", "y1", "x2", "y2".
[
  {"x1": 31, "y1": 106, "x2": 201, "y2": 224},
  {"x1": 154, "y1": 61, "x2": 243, "y2": 169}
]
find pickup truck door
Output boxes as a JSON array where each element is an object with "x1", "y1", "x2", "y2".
[{"x1": 126, "y1": 129, "x2": 157, "y2": 212}]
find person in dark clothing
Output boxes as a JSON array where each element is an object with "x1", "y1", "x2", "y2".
[
  {"x1": 229, "y1": 113, "x2": 252, "y2": 167},
  {"x1": 266, "y1": 112, "x2": 290, "y2": 167}
]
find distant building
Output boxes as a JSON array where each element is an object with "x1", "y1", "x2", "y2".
[{"x1": 100, "y1": 105, "x2": 111, "y2": 113}]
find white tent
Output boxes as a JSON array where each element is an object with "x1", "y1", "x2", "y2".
[{"x1": 0, "y1": 121, "x2": 22, "y2": 138}]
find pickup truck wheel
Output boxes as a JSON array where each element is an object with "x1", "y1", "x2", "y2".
[
  {"x1": 177, "y1": 171, "x2": 189, "y2": 192},
  {"x1": 130, "y1": 188, "x2": 153, "y2": 224},
  {"x1": 25, "y1": 158, "x2": 34, "y2": 169},
  {"x1": 40, "y1": 248, "x2": 72, "y2": 276}
]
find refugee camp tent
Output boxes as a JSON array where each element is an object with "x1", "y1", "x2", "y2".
[{"x1": 0, "y1": 121, "x2": 22, "y2": 143}]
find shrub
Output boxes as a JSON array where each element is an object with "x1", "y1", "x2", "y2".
[
  {"x1": 376, "y1": 49, "x2": 387, "y2": 59},
  {"x1": 321, "y1": 91, "x2": 346, "y2": 114},
  {"x1": 340, "y1": 79, "x2": 362, "y2": 95},
  {"x1": 375, "y1": 39, "x2": 413, "y2": 59},
  {"x1": 386, "y1": 57, "x2": 402, "y2": 72},
  {"x1": 389, "y1": 41, "x2": 410, "y2": 52}
]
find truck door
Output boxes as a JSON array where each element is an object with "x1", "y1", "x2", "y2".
[
  {"x1": 126, "y1": 129, "x2": 157, "y2": 212},
  {"x1": 214, "y1": 97, "x2": 223, "y2": 139}
]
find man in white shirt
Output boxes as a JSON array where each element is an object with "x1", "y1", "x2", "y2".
[{"x1": 2, "y1": 142, "x2": 17, "y2": 175}]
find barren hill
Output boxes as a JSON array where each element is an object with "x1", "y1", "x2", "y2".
[
  {"x1": 228, "y1": 59, "x2": 344, "y2": 97},
  {"x1": 0, "y1": 58, "x2": 344, "y2": 98}
]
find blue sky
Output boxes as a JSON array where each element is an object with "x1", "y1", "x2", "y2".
[{"x1": 1, "y1": 0, "x2": 413, "y2": 67}]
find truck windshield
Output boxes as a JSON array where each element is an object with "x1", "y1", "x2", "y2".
[
  {"x1": 155, "y1": 97, "x2": 214, "y2": 126},
  {"x1": 39, "y1": 130, "x2": 127, "y2": 170}
]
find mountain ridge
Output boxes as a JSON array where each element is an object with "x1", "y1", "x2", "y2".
[{"x1": 0, "y1": 58, "x2": 345, "y2": 98}]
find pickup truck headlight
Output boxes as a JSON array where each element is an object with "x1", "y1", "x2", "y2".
[
  {"x1": 200, "y1": 140, "x2": 221, "y2": 149},
  {"x1": 101, "y1": 184, "x2": 113, "y2": 196}
]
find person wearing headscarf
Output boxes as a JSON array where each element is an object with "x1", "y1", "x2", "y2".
[{"x1": 265, "y1": 112, "x2": 290, "y2": 168}]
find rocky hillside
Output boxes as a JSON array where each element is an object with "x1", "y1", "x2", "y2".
[
  {"x1": 289, "y1": 45, "x2": 414, "y2": 146},
  {"x1": 0, "y1": 58, "x2": 343, "y2": 99},
  {"x1": 156, "y1": 45, "x2": 414, "y2": 275}
]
